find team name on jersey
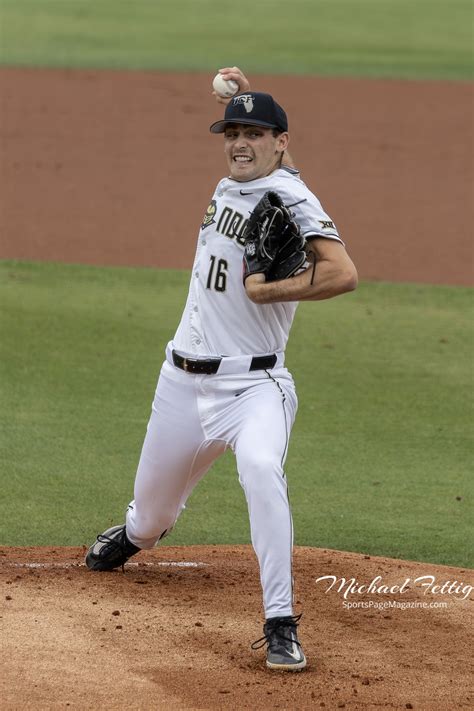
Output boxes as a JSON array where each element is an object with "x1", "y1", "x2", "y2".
[{"x1": 201, "y1": 201, "x2": 249, "y2": 247}]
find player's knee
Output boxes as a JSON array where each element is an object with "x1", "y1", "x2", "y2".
[{"x1": 238, "y1": 452, "x2": 284, "y2": 496}]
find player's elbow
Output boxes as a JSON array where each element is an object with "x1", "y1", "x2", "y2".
[
  {"x1": 341, "y1": 265, "x2": 358, "y2": 293},
  {"x1": 324, "y1": 267, "x2": 357, "y2": 300},
  {"x1": 325, "y1": 249, "x2": 358, "y2": 296}
]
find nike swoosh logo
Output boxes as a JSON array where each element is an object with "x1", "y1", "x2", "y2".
[
  {"x1": 240, "y1": 190, "x2": 254, "y2": 195},
  {"x1": 288, "y1": 642, "x2": 303, "y2": 661}
]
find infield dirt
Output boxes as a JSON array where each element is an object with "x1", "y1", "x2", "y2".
[{"x1": 1, "y1": 545, "x2": 473, "y2": 710}]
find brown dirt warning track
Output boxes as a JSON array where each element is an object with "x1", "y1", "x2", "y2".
[
  {"x1": 0, "y1": 68, "x2": 473, "y2": 709},
  {"x1": 0, "y1": 67, "x2": 472, "y2": 285}
]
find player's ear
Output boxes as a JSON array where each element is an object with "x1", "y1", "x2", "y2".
[{"x1": 276, "y1": 132, "x2": 289, "y2": 153}]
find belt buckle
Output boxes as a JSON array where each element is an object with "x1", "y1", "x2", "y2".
[{"x1": 183, "y1": 357, "x2": 189, "y2": 373}]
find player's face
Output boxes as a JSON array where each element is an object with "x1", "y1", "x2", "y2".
[{"x1": 223, "y1": 124, "x2": 289, "y2": 182}]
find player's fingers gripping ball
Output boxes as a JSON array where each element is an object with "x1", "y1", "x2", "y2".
[
  {"x1": 242, "y1": 191, "x2": 306, "y2": 283},
  {"x1": 212, "y1": 73, "x2": 240, "y2": 98}
]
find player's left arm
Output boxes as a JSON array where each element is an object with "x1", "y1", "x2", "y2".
[{"x1": 245, "y1": 238, "x2": 358, "y2": 303}]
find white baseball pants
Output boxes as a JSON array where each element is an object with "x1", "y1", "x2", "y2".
[{"x1": 126, "y1": 351, "x2": 298, "y2": 619}]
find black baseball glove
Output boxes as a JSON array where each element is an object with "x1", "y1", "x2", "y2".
[{"x1": 242, "y1": 191, "x2": 306, "y2": 283}]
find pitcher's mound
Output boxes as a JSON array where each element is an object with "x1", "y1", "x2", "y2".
[{"x1": 1, "y1": 545, "x2": 472, "y2": 709}]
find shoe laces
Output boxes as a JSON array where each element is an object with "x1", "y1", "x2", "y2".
[
  {"x1": 96, "y1": 528, "x2": 129, "y2": 571},
  {"x1": 251, "y1": 613, "x2": 303, "y2": 650},
  {"x1": 96, "y1": 529, "x2": 126, "y2": 550}
]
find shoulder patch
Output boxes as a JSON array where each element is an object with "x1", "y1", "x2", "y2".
[
  {"x1": 319, "y1": 220, "x2": 335, "y2": 230},
  {"x1": 201, "y1": 200, "x2": 217, "y2": 230}
]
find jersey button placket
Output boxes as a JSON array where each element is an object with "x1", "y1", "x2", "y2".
[{"x1": 190, "y1": 250, "x2": 203, "y2": 348}]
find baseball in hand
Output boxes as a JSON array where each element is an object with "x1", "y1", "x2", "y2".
[{"x1": 212, "y1": 73, "x2": 239, "y2": 98}]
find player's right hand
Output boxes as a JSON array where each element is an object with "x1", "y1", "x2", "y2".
[{"x1": 213, "y1": 66, "x2": 250, "y2": 105}]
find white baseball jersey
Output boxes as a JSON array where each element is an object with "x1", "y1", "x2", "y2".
[{"x1": 172, "y1": 167, "x2": 343, "y2": 357}]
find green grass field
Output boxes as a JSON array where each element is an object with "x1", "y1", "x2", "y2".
[
  {"x1": 0, "y1": 0, "x2": 472, "y2": 80},
  {"x1": 1, "y1": 261, "x2": 472, "y2": 567},
  {"x1": 0, "y1": 1, "x2": 472, "y2": 567}
]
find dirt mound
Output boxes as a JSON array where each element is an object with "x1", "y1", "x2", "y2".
[{"x1": 1, "y1": 545, "x2": 472, "y2": 709}]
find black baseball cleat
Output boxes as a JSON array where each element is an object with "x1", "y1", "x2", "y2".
[
  {"x1": 85, "y1": 524, "x2": 140, "y2": 571},
  {"x1": 251, "y1": 613, "x2": 307, "y2": 671}
]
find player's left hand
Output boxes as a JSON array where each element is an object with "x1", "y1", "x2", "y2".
[
  {"x1": 213, "y1": 66, "x2": 250, "y2": 105},
  {"x1": 242, "y1": 191, "x2": 306, "y2": 283}
]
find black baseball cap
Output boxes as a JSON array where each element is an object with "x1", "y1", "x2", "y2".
[{"x1": 209, "y1": 92, "x2": 288, "y2": 134}]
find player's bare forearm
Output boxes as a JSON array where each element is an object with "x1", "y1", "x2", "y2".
[
  {"x1": 245, "y1": 240, "x2": 358, "y2": 304},
  {"x1": 245, "y1": 264, "x2": 355, "y2": 303}
]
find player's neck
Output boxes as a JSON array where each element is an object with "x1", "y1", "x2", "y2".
[{"x1": 227, "y1": 167, "x2": 282, "y2": 183}]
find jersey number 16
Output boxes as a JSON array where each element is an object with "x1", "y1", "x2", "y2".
[{"x1": 206, "y1": 255, "x2": 228, "y2": 293}]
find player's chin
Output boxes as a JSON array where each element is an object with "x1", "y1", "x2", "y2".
[{"x1": 230, "y1": 164, "x2": 257, "y2": 182}]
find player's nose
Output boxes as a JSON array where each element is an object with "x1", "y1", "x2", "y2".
[
  {"x1": 235, "y1": 137, "x2": 250, "y2": 151},
  {"x1": 235, "y1": 130, "x2": 249, "y2": 145}
]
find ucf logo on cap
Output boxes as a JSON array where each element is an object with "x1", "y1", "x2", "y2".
[{"x1": 232, "y1": 94, "x2": 254, "y2": 113}]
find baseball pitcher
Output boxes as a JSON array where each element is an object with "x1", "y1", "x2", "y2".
[{"x1": 86, "y1": 68, "x2": 358, "y2": 672}]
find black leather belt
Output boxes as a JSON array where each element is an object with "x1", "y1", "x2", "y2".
[{"x1": 172, "y1": 350, "x2": 277, "y2": 375}]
